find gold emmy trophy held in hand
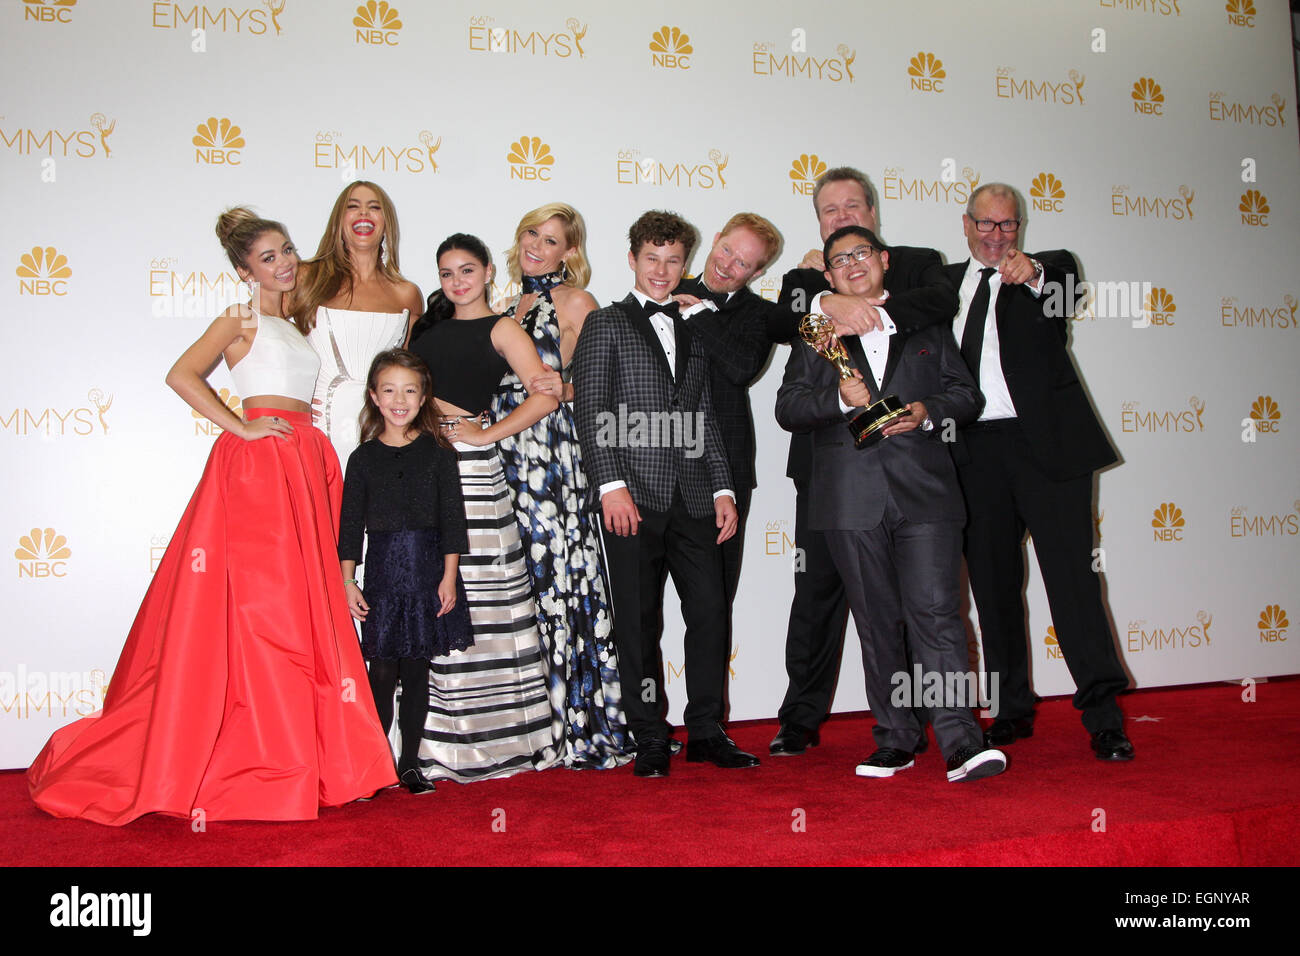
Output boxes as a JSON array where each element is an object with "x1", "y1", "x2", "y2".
[{"x1": 798, "y1": 313, "x2": 909, "y2": 448}]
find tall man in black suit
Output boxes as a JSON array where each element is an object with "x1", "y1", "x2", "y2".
[
  {"x1": 949, "y1": 183, "x2": 1133, "y2": 760},
  {"x1": 776, "y1": 225, "x2": 1005, "y2": 782},
  {"x1": 769, "y1": 167, "x2": 959, "y2": 756},
  {"x1": 672, "y1": 213, "x2": 783, "y2": 609},
  {"x1": 571, "y1": 210, "x2": 759, "y2": 778}
]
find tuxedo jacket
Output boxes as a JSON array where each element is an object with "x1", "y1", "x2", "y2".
[
  {"x1": 572, "y1": 294, "x2": 732, "y2": 518},
  {"x1": 773, "y1": 245, "x2": 958, "y2": 484},
  {"x1": 946, "y1": 251, "x2": 1117, "y2": 481},
  {"x1": 775, "y1": 322, "x2": 981, "y2": 531},
  {"x1": 672, "y1": 277, "x2": 775, "y2": 493}
]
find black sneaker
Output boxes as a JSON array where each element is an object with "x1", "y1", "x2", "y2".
[
  {"x1": 399, "y1": 768, "x2": 437, "y2": 795},
  {"x1": 945, "y1": 746, "x2": 1006, "y2": 782},
  {"x1": 855, "y1": 747, "x2": 915, "y2": 778}
]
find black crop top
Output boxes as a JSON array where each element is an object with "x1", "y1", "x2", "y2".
[{"x1": 410, "y1": 315, "x2": 510, "y2": 413}]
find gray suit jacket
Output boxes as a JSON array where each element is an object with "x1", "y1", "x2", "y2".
[
  {"x1": 572, "y1": 294, "x2": 732, "y2": 518},
  {"x1": 775, "y1": 323, "x2": 981, "y2": 531}
]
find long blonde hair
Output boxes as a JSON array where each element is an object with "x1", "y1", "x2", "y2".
[
  {"x1": 291, "y1": 181, "x2": 407, "y2": 334},
  {"x1": 504, "y1": 202, "x2": 592, "y2": 289}
]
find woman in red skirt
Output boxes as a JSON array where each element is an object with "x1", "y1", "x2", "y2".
[{"x1": 26, "y1": 208, "x2": 397, "y2": 825}]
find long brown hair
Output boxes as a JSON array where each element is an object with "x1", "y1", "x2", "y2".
[
  {"x1": 292, "y1": 181, "x2": 407, "y2": 334},
  {"x1": 358, "y1": 348, "x2": 451, "y2": 448}
]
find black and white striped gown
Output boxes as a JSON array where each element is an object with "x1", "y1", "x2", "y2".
[{"x1": 418, "y1": 438, "x2": 564, "y2": 781}]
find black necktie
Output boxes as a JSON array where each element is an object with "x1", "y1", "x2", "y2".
[{"x1": 960, "y1": 267, "x2": 996, "y2": 379}]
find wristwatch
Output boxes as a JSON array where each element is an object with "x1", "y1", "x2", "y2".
[
  {"x1": 920, "y1": 416, "x2": 935, "y2": 433},
  {"x1": 1029, "y1": 257, "x2": 1044, "y2": 286}
]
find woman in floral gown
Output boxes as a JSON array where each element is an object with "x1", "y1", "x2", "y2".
[{"x1": 493, "y1": 203, "x2": 630, "y2": 769}]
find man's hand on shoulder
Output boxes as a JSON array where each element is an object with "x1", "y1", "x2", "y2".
[
  {"x1": 822, "y1": 293, "x2": 886, "y2": 336},
  {"x1": 798, "y1": 249, "x2": 825, "y2": 271}
]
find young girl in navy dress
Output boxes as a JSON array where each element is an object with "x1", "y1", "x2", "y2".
[{"x1": 339, "y1": 348, "x2": 473, "y2": 794}]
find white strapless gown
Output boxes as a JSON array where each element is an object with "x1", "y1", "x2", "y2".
[{"x1": 307, "y1": 306, "x2": 409, "y2": 467}]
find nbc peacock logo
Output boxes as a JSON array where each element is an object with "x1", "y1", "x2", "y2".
[
  {"x1": 1152, "y1": 502, "x2": 1185, "y2": 542},
  {"x1": 1258, "y1": 604, "x2": 1288, "y2": 643},
  {"x1": 1248, "y1": 395, "x2": 1280, "y2": 434},
  {"x1": 789, "y1": 154, "x2": 827, "y2": 196},
  {"x1": 1044, "y1": 626, "x2": 1062, "y2": 660},
  {"x1": 15, "y1": 527, "x2": 70, "y2": 578},
  {"x1": 193, "y1": 117, "x2": 245, "y2": 166},
  {"x1": 192, "y1": 388, "x2": 241, "y2": 436},
  {"x1": 16, "y1": 246, "x2": 71, "y2": 296},
  {"x1": 907, "y1": 52, "x2": 945, "y2": 93},
  {"x1": 650, "y1": 25, "x2": 692, "y2": 69},
  {"x1": 1226, "y1": 0, "x2": 1256, "y2": 27},
  {"x1": 1239, "y1": 190, "x2": 1268, "y2": 227},
  {"x1": 1029, "y1": 173, "x2": 1065, "y2": 213},
  {"x1": 1132, "y1": 77, "x2": 1165, "y2": 115},
  {"x1": 507, "y1": 136, "x2": 554, "y2": 181},
  {"x1": 1142, "y1": 287, "x2": 1176, "y2": 326},
  {"x1": 354, "y1": 1, "x2": 401, "y2": 45},
  {"x1": 21, "y1": 0, "x2": 76, "y2": 24}
]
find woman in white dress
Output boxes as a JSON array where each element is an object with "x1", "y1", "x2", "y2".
[{"x1": 292, "y1": 181, "x2": 424, "y2": 466}]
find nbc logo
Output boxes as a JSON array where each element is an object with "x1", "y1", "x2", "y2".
[
  {"x1": 15, "y1": 528, "x2": 70, "y2": 578},
  {"x1": 1030, "y1": 173, "x2": 1065, "y2": 213},
  {"x1": 354, "y1": 1, "x2": 401, "y2": 45},
  {"x1": 789, "y1": 154, "x2": 827, "y2": 196},
  {"x1": 1226, "y1": 0, "x2": 1255, "y2": 27},
  {"x1": 907, "y1": 52, "x2": 944, "y2": 93},
  {"x1": 1044, "y1": 626, "x2": 1063, "y2": 660},
  {"x1": 22, "y1": 0, "x2": 76, "y2": 24},
  {"x1": 1132, "y1": 77, "x2": 1165, "y2": 115},
  {"x1": 1152, "y1": 502, "x2": 1185, "y2": 542},
  {"x1": 1258, "y1": 605, "x2": 1288, "y2": 643},
  {"x1": 193, "y1": 388, "x2": 241, "y2": 436},
  {"x1": 16, "y1": 246, "x2": 70, "y2": 296},
  {"x1": 193, "y1": 117, "x2": 245, "y2": 165},
  {"x1": 1239, "y1": 190, "x2": 1268, "y2": 227},
  {"x1": 650, "y1": 25, "x2": 692, "y2": 69},
  {"x1": 1249, "y1": 395, "x2": 1280, "y2": 434},
  {"x1": 1142, "y1": 287, "x2": 1176, "y2": 326},
  {"x1": 507, "y1": 136, "x2": 554, "y2": 181}
]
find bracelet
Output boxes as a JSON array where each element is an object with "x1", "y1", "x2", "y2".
[{"x1": 343, "y1": 578, "x2": 359, "y2": 585}]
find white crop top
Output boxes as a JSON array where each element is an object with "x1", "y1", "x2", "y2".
[{"x1": 228, "y1": 311, "x2": 321, "y2": 403}]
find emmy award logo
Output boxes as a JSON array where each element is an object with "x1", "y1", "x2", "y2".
[
  {"x1": 90, "y1": 112, "x2": 115, "y2": 158},
  {"x1": 419, "y1": 130, "x2": 441, "y2": 172},
  {"x1": 264, "y1": 0, "x2": 285, "y2": 35},
  {"x1": 709, "y1": 149, "x2": 729, "y2": 188},
  {"x1": 798, "y1": 313, "x2": 908, "y2": 448},
  {"x1": 88, "y1": 388, "x2": 113, "y2": 433}
]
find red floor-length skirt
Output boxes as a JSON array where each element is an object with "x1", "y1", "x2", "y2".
[{"x1": 27, "y1": 408, "x2": 397, "y2": 825}]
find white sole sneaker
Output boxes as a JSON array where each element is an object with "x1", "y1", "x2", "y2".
[
  {"x1": 855, "y1": 757, "x2": 915, "y2": 778},
  {"x1": 946, "y1": 748, "x2": 1007, "y2": 782}
]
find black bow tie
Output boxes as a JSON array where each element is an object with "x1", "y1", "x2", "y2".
[
  {"x1": 689, "y1": 278, "x2": 729, "y2": 308},
  {"x1": 640, "y1": 299, "x2": 680, "y2": 321}
]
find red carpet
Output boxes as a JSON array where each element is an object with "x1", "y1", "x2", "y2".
[{"x1": 4, "y1": 680, "x2": 1297, "y2": 866}]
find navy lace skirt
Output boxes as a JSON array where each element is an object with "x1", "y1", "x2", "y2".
[{"x1": 361, "y1": 528, "x2": 474, "y2": 660}]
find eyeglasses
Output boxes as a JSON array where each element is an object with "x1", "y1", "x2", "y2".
[
  {"x1": 827, "y1": 245, "x2": 879, "y2": 269},
  {"x1": 971, "y1": 218, "x2": 1021, "y2": 234}
]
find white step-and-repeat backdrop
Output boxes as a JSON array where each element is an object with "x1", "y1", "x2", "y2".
[{"x1": 2, "y1": 0, "x2": 1297, "y2": 767}]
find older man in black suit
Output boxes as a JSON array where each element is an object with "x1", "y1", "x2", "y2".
[
  {"x1": 572, "y1": 209, "x2": 758, "y2": 778},
  {"x1": 948, "y1": 182, "x2": 1133, "y2": 760},
  {"x1": 769, "y1": 167, "x2": 958, "y2": 757},
  {"x1": 777, "y1": 225, "x2": 1004, "y2": 782}
]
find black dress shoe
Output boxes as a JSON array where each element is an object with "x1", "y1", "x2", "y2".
[
  {"x1": 399, "y1": 768, "x2": 437, "y2": 795},
  {"x1": 769, "y1": 724, "x2": 818, "y2": 756},
  {"x1": 1090, "y1": 728, "x2": 1135, "y2": 761},
  {"x1": 686, "y1": 733, "x2": 760, "y2": 768},
  {"x1": 634, "y1": 737, "x2": 671, "y2": 778},
  {"x1": 984, "y1": 717, "x2": 1034, "y2": 747}
]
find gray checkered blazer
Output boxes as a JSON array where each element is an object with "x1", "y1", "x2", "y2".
[{"x1": 572, "y1": 295, "x2": 732, "y2": 518}]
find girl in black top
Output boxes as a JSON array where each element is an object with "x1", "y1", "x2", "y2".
[{"x1": 339, "y1": 348, "x2": 472, "y2": 794}]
